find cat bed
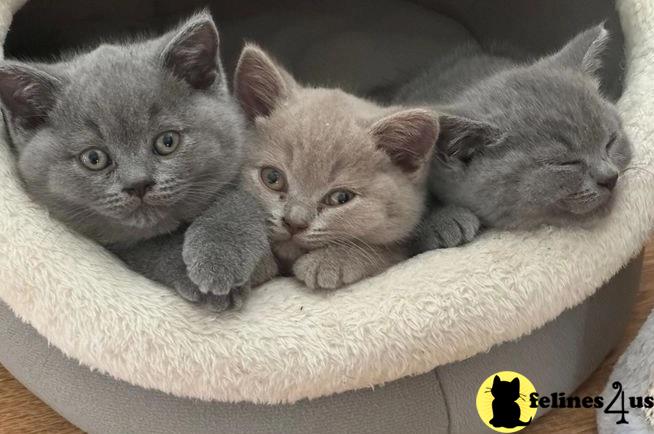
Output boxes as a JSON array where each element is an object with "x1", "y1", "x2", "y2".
[
  {"x1": 597, "y1": 309, "x2": 654, "y2": 434},
  {"x1": 0, "y1": 0, "x2": 652, "y2": 433}
]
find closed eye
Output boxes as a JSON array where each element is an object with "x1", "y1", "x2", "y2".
[
  {"x1": 460, "y1": 155, "x2": 473, "y2": 165},
  {"x1": 558, "y1": 160, "x2": 584, "y2": 167},
  {"x1": 606, "y1": 133, "x2": 618, "y2": 151}
]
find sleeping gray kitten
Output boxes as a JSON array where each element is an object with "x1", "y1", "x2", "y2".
[
  {"x1": 0, "y1": 13, "x2": 268, "y2": 310},
  {"x1": 395, "y1": 25, "x2": 633, "y2": 251}
]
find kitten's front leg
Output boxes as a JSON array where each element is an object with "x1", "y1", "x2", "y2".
[
  {"x1": 293, "y1": 244, "x2": 404, "y2": 290},
  {"x1": 413, "y1": 204, "x2": 481, "y2": 253},
  {"x1": 182, "y1": 185, "x2": 270, "y2": 297},
  {"x1": 112, "y1": 231, "x2": 230, "y2": 308}
]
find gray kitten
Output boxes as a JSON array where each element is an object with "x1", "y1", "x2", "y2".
[
  {"x1": 0, "y1": 12, "x2": 268, "y2": 310},
  {"x1": 395, "y1": 25, "x2": 633, "y2": 251}
]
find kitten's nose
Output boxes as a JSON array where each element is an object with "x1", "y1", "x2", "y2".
[
  {"x1": 123, "y1": 180, "x2": 155, "y2": 198},
  {"x1": 598, "y1": 174, "x2": 618, "y2": 191},
  {"x1": 282, "y1": 217, "x2": 308, "y2": 235}
]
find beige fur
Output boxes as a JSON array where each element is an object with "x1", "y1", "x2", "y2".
[{"x1": 235, "y1": 45, "x2": 438, "y2": 289}]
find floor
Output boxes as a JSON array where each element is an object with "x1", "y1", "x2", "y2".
[{"x1": 1, "y1": 244, "x2": 653, "y2": 433}]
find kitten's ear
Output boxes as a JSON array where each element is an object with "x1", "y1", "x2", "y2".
[
  {"x1": 234, "y1": 44, "x2": 297, "y2": 121},
  {"x1": 511, "y1": 378, "x2": 520, "y2": 388},
  {"x1": 437, "y1": 114, "x2": 503, "y2": 163},
  {"x1": 162, "y1": 12, "x2": 221, "y2": 90},
  {"x1": 543, "y1": 24, "x2": 609, "y2": 76},
  {"x1": 370, "y1": 109, "x2": 438, "y2": 173},
  {"x1": 493, "y1": 376, "x2": 501, "y2": 387},
  {"x1": 0, "y1": 64, "x2": 61, "y2": 130}
]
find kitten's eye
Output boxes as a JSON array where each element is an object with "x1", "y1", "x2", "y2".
[
  {"x1": 154, "y1": 131, "x2": 181, "y2": 156},
  {"x1": 260, "y1": 166, "x2": 286, "y2": 192},
  {"x1": 79, "y1": 148, "x2": 111, "y2": 171},
  {"x1": 323, "y1": 189, "x2": 356, "y2": 206}
]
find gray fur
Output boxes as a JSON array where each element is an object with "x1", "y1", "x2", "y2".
[
  {"x1": 182, "y1": 184, "x2": 269, "y2": 296},
  {"x1": 413, "y1": 205, "x2": 480, "y2": 253},
  {"x1": 396, "y1": 25, "x2": 632, "y2": 250},
  {"x1": 117, "y1": 229, "x2": 252, "y2": 312},
  {"x1": 0, "y1": 12, "x2": 268, "y2": 310}
]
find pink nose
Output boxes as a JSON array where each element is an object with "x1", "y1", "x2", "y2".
[
  {"x1": 123, "y1": 180, "x2": 154, "y2": 198},
  {"x1": 282, "y1": 218, "x2": 308, "y2": 235}
]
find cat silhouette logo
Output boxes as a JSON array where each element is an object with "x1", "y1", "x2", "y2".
[{"x1": 476, "y1": 371, "x2": 538, "y2": 432}]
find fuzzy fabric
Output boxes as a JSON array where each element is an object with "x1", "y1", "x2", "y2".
[
  {"x1": 597, "y1": 310, "x2": 654, "y2": 433},
  {"x1": 0, "y1": 0, "x2": 652, "y2": 405}
]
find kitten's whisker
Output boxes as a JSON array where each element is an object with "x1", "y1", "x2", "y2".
[
  {"x1": 623, "y1": 166, "x2": 654, "y2": 178},
  {"x1": 326, "y1": 217, "x2": 387, "y2": 267},
  {"x1": 329, "y1": 236, "x2": 382, "y2": 269}
]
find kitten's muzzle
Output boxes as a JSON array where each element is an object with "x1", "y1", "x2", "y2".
[
  {"x1": 123, "y1": 180, "x2": 155, "y2": 199},
  {"x1": 598, "y1": 174, "x2": 618, "y2": 191},
  {"x1": 282, "y1": 217, "x2": 308, "y2": 235}
]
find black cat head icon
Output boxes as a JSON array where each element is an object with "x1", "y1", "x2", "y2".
[{"x1": 476, "y1": 371, "x2": 537, "y2": 433}]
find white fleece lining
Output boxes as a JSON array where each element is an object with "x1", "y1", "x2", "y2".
[{"x1": 0, "y1": 0, "x2": 652, "y2": 405}]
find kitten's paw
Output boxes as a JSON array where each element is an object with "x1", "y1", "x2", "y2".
[
  {"x1": 187, "y1": 259, "x2": 249, "y2": 296},
  {"x1": 293, "y1": 249, "x2": 368, "y2": 290},
  {"x1": 167, "y1": 265, "x2": 249, "y2": 312},
  {"x1": 228, "y1": 284, "x2": 251, "y2": 310},
  {"x1": 182, "y1": 229, "x2": 258, "y2": 297},
  {"x1": 416, "y1": 205, "x2": 480, "y2": 251},
  {"x1": 204, "y1": 284, "x2": 251, "y2": 312},
  {"x1": 293, "y1": 252, "x2": 340, "y2": 289},
  {"x1": 172, "y1": 275, "x2": 205, "y2": 303},
  {"x1": 204, "y1": 293, "x2": 231, "y2": 312}
]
